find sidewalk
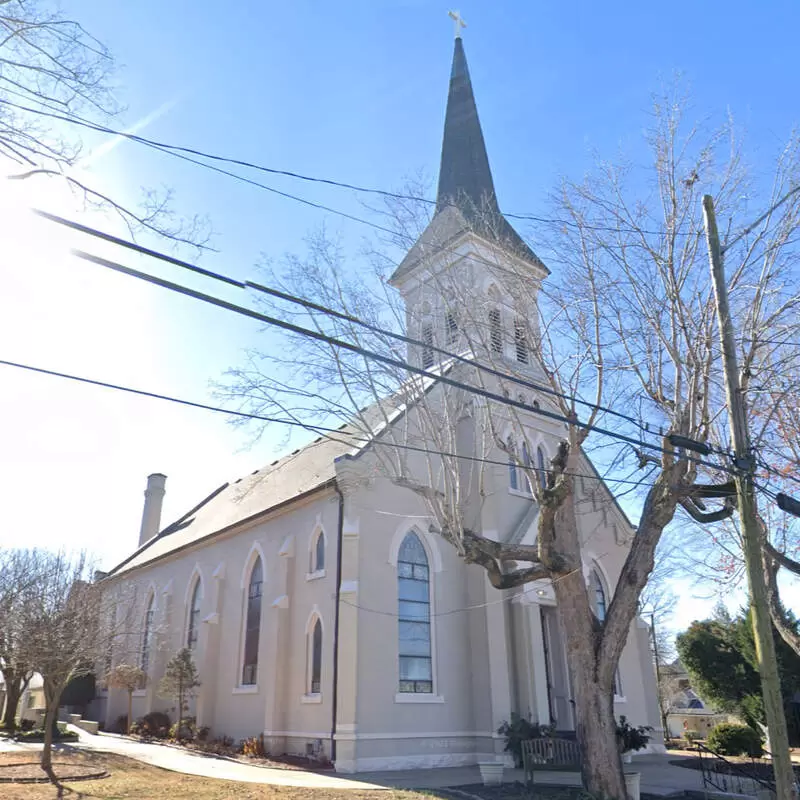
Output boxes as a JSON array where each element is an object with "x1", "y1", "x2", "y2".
[{"x1": 0, "y1": 729, "x2": 708, "y2": 794}]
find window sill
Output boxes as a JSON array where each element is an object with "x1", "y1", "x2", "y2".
[
  {"x1": 301, "y1": 693, "x2": 322, "y2": 704},
  {"x1": 132, "y1": 689, "x2": 146, "y2": 698},
  {"x1": 614, "y1": 695, "x2": 627, "y2": 704},
  {"x1": 394, "y1": 693, "x2": 444, "y2": 704},
  {"x1": 232, "y1": 685, "x2": 259, "y2": 695},
  {"x1": 306, "y1": 569, "x2": 326, "y2": 582}
]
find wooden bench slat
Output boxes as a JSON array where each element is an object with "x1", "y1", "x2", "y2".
[{"x1": 521, "y1": 738, "x2": 582, "y2": 785}]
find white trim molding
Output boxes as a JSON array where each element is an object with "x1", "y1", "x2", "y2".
[
  {"x1": 334, "y1": 730, "x2": 494, "y2": 741},
  {"x1": 301, "y1": 693, "x2": 322, "y2": 704},
  {"x1": 394, "y1": 693, "x2": 445, "y2": 704},
  {"x1": 335, "y1": 751, "x2": 494, "y2": 774},
  {"x1": 388, "y1": 521, "x2": 443, "y2": 573},
  {"x1": 306, "y1": 569, "x2": 326, "y2": 582},
  {"x1": 232, "y1": 685, "x2": 259, "y2": 695}
]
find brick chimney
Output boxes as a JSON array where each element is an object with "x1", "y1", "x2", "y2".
[{"x1": 138, "y1": 473, "x2": 166, "y2": 548}]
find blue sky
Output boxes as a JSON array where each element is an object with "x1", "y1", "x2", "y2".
[{"x1": 1, "y1": 1, "x2": 798, "y2": 632}]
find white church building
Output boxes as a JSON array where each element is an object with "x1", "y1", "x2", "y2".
[{"x1": 93, "y1": 32, "x2": 661, "y2": 773}]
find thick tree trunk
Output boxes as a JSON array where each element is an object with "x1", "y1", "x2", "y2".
[
  {"x1": 40, "y1": 703, "x2": 60, "y2": 789},
  {"x1": 1, "y1": 672, "x2": 23, "y2": 730},
  {"x1": 556, "y1": 567, "x2": 627, "y2": 799}
]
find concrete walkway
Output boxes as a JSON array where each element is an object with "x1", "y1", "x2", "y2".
[
  {"x1": 0, "y1": 729, "x2": 381, "y2": 789},
  {"x1": 0, "y1": 730, "x2": 708, "y2": 795}
]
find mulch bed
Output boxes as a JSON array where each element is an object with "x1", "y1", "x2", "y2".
[
  {"x1": 0, "y1": 761, "x2": 108, "y2": 783},
  {"x1": 141, "y1": 738, "x2": 334, "y2": 771},
  {"x1": 437, "y1": 783, "x2": 662, "y2": 800}
]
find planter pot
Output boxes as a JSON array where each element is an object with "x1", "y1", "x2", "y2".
[
  {"x1": 623, "y1": 752, "x2": 633, "y2": 764},
  {"x1": 624, "y1": 771, "x2": 641, "y2": 800},
  {"x1": 478, "y1": 761, "x2": 504, "y2": 786}
]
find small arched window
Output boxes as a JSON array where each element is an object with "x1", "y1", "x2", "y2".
[
  {"x1": 421, "y1": 323, "x2": 434, "y2": 369},
  {"x1": 141, "y1": 595, "x2": 155, "y2": 675},
  {"x1": 507, "y1": 436, "x2": 518, "y2": 491},
  {"x1": 187, "y1": 578, "x2": 202, "y2": 651},
  {"x1": 242, "y1": 556, "x2": 263, "y2": 685},
  {"x1": 537, "y1": 446, "x2": 548, "y2": 489},
  {"x1": 591, "y1": 570, "x2": 607, "y2": 622},
  {"x1": 398, "y1": 533, "x2": 432, "y2": 694},
  {"x1": 489, "y1": 308, "x2": 503, "y2": 354},
  {"x1": 311, "y1": 530, "x2": 325, "y2": 573},
  {"x1": 309, "y1": 617, "x2": 323, "y2": 694}
]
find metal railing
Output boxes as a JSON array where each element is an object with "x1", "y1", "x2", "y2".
[{"x1": 696, "y1": 743, "x2": 779, "y2": 797}]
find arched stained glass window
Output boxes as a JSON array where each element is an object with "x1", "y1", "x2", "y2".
[
  {"x1": 187, "y1": 578, "x2": 201, "y2": 650},
  {"x1": 309, "y1": 618, "x2": 322, "y2": 694},
  {"x1": 397, "y1": 533, "x2": 432, "y2": 694},
  {"x1": 242, "y1": 556, "x2": 263, "y2": 685},
  {"x1": 141, "y1": 595, "x2": 154, "y2": 676},
  {"x1": 508, "y1": 437, "x2": 518, "y2": 491}
]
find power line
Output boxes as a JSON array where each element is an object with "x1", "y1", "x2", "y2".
[
  {"x1": 36, "y1": 209, "x2": 654, "y2": 433},
  {"x1": 0, "y1": 356, "x2": 658, "y2": 487},
  {"x1": 63, "y1": 243, "x2": 737, "y2": 477},
  {"x1": 722, "y1": 184, "x2": 800, "y2": 254},
  {"x1": 2, "y1": 97, "x2": 677, "y2": 238}
]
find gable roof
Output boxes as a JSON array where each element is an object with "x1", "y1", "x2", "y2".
[
  {"x1": 103, "y1": 388, "x2": 425, "y2": 579},
  {"x1": 105, "y1": 428, "x2": 367, "y2": 578}
]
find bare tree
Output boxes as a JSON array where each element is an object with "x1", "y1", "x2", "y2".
[
  {"x1": 222, "y1": 88, "x2": 800, "y2": 798},
  {"x1": 0, "y1": 548, "x2": 49, "y2": 729},
  {"x1": 18, "y1": 550, "x2": 133, "y2": 787},
  {"x1": 0, "y1": 0, "x2": 207, "y2": 246}
]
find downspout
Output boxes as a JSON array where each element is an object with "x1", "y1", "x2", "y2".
[{"x1": 330, "y1": 481, "x2": 345, "y2": 763}]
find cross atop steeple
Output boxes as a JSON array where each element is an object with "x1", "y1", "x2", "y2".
[{"x1": 448, "y1": 10, "x2": 467, "y2": 39}]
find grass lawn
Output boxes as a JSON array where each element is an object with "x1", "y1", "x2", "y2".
[{"x1": 0, "y1": 752, "x2": 444, "y2": 800}]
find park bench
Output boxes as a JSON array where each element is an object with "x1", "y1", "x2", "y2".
[{"x1": 521, "y1": 737, "x2": 582, "y2": 785}]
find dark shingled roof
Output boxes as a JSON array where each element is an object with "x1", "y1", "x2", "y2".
[{"x1": 391, "y1": 36, "x2": 546, "y2": 282}]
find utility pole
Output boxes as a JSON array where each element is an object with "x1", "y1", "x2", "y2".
[{"x1": 703, "y1": 194, "x2": 796, "y2": 800}]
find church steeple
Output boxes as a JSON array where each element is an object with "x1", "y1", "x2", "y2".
[
  {"x1": 436, "y1": 35, "x2": 499, "y2": 216},
  {"x1": 389, "y1": 24, "x2": 546, "y2": 285}
]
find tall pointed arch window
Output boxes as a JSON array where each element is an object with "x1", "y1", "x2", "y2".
[
  {"x1": 187, "y1": 578, "x2": 202, "y2": 651},
  {"x1": 591, "y1": 570, "x2": 607, "y2": 622},
  {"x1": 522, "y1": 441, "x2": 533, "y2": 495},
  {"x1": 140, "y1": 595, "x2": 155, "y2": 676},
  {"x1": 398, "y1": 533, "x2": 432, "y2": 693},
  {"x1": 445, "y1": 310, "x2": 458, "y2": 346},
  {"x1": 507, "y1": 436, "x2": 518, "y2": 491},
  {"x1": 421, "y1": 323, "x2": 434, "y2": 369},
  {"x1": 537, "y1": 446, "x2": 548, "y2": 489},
  {"x1": 242, "y1": 556, "x2": 263, "y2": 685},
  {"x1": 515, "y1": 318, "x2": 529, "y2": 363},
  {"x1": 308, "y1": 617, "x2": 323, "y2": 694},
  {"x1": 489, "y1": 308, "x2": 503, "y2": 354}
]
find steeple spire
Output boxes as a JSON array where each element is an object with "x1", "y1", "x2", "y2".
[
  {"x1": 436, "y1": 35, "x2": 499, "y2": 216},
  {"x1": 388, "y1": 25, "x2": 547, "y2": 284}
]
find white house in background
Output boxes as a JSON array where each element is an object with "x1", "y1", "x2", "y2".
[{"x1": 90, "y1": 32, "x2": 662, "y2": 773}]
